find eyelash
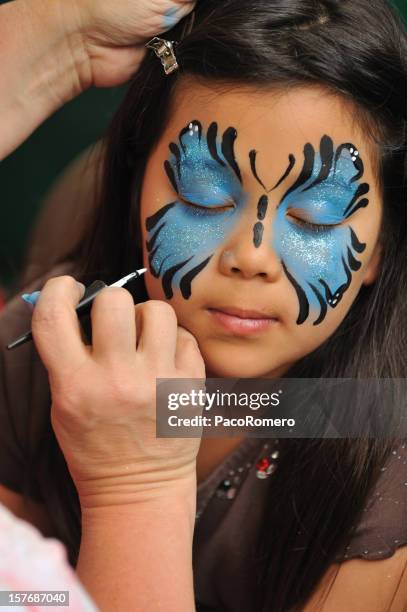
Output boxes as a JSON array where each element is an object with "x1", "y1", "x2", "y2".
[
  {"x1": 288, "y1": 216, "x2": 336, "y2": 233},
  {"x1": 179, "y1": 197, "x2": 235, "y2": 214},
  {"x1": 179, "y1": 197, "x2": 339, "y2": 232}
]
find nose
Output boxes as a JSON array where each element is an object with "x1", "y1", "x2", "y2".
[{"x1": 218, "y1": 205, "x2": 283, "y2": 281}]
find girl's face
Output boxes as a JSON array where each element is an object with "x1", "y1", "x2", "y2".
[{"x1": 139, "y1": 80, "x2": 383, "y2": 378}]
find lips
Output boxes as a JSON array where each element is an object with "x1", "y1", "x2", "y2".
[
  {"x1": 208, "y1": 306, "x2": 277, "y2": 320},
  {"x1": 207, "y1": 305, "x2": 278, "y2": 336}
]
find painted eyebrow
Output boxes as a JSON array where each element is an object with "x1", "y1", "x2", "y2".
[
  {"x1": 163, "y1": 120, "x2": 243, "y2": 194},
  {"x1": 275, "y1": 135, "x2": 369, "y2": 218},
  {"x1": 249, "y1": 149, "x2": 297, "y2": 193}
]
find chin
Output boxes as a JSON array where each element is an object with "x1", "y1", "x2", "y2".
[
  {"x1": 200, "y1": 345, "x2": 273, "y2": 379},
  {"x1": 199, "y1": 336, "x2": 298, "y2": 379}
]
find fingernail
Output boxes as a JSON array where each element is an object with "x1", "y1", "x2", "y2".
[
  {"x1": 162, "y1": 6, "x2": 181, "y2": 29},
  {"x1": 21, "y1": 291, "x2": 41, "y2": 307}
]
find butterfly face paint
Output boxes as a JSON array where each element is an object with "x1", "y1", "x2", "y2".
[
  {"x1": 145, "y1": 120, "x2": 248, "y2": 299},
  {"x1": 270, "y1": 135, "x2": 369, "y2": 325},
  {"x1": 145, "y1": 122, "x2": 369, "y2": 328}
]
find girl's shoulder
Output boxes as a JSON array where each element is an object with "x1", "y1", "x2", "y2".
[{"x1": 335, "y1": 439, "x2": 407, "y2": 563}]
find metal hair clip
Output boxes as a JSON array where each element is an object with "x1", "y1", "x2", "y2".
[
  {"x1": 145, "y1": 37, "x2": 179, "y2": 75},
  {"x1": 145, "y1": 9, "x2": 196, "y2": 76}
]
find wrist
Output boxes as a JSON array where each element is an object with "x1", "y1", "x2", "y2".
[
  {"x1": 77, "y1": 465, "x2": 197, "y2": 511},
  {"x1": 24, "y1": 0, "x2": 91, "y2": 97},
  {"x1": 77, "y1": 487, "x2": 197, "y2": 611},
  {"x1": 80, "y1": 485, "x2": 197, "y2": 524},
  {"x1": 0, "y1": 0, "x2": 91, "y2": 159}
]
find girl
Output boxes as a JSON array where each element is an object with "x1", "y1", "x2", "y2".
[{"x1": 1, "y1": 0, "x2": 407, "y2": 610}]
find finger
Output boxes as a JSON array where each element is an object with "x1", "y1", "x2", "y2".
[
  {"x1": 158, "y1": 1, "x2": 197, "y2": 33},
  {"x1": 174, "y1": 327, "x2": 206, "y2": 418},
  {"x1": 31, "y1": 276, "x2": 87, "y2": 375},
  {"x1": 90, "y1": 287, "x2": 136, "y2": 358},
  {"x1": 175, "y1": 326, "x2": 204, "y2": 375},
  {"x1": 135, "y1": 300, "x2": 178, "y2": 366}
]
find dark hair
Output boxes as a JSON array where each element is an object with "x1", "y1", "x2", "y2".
[{"x1": 57, "y1": 0, "x2": 407, "y2": 609}]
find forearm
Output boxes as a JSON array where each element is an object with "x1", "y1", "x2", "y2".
[
  {"x1": 0, "y1": 0, "x2": 90, "y2": 161},
  {"x1": 77, "y1": 488, "x2": 197, "y2": 612}
]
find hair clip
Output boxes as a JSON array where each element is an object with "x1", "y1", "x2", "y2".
[
  {"x1": 145, "y1": 9, "x2": 196, "y2": 76},
  {"x1": 145, "y1": 37, "x2": 179, "y2": 75}
]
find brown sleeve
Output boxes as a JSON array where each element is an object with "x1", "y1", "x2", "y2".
[
  {"x1": 0, "y1": 263, "x2": 76, "y2": 501},
  {"x1": 18, "y1": 144, "x2": 102, "y2": 289},
  {"x1": 334, "y1": 440, "x2": 407, "y2": 562}
]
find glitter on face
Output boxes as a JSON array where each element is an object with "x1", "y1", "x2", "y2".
[
  {"x1": 272, "y1": 137, "x2": 369, "y2": 325},
  {"x1": 145, "y1": 120, "x2": 248, "y2": 299},
  {"x1": 144, "y1": 125, "x2": 369, "y2": 323}
]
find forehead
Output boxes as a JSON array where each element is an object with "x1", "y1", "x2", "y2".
[{"x1": 162, "y1": 77, "x2": 377, "y2": 184}]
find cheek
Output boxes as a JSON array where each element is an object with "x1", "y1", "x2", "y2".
[
  {"x1": 272, "y1": 212, "x2": 367, "y2": 326},
  {"x1": 142, "y1": 202, "x2": 242, "y2": 300},
  {"x1": 143, "y1": 273, "x2": 162, "y2": 301}
]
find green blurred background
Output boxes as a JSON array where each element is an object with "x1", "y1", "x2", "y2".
[
  {"x1": 0, "y1": 86, "x2": 126, "y2": 291},
  {"x1": 0, "y1": 0, "x2": 406, "y2": 291}
]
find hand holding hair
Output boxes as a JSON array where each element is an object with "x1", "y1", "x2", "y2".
[
  {"x1": 68, "y1": 0, "x2": 196, "y2": 87},
  {"x1": 0, "y1": 0, "x2": 196, "y2": 160}
]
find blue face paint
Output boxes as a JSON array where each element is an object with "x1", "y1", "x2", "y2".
[
  {"x1": 272, "y1": 136, "x2": 368, "y2": 325},
  {"x1": 145, "y1": 120, "x2": 248, "y2": 299},
  {"x1": 144, "y1": 126, "x2": 369, "y2": 325}
]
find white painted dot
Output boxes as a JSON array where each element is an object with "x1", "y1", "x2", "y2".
[
  {"x1": 354, "y1": 151, "x2": 359, "y2": 156},
  {"x1": 194, "y1": 125, "x2": 199, "y2": 132},
  {"x1": 350, "y1": 147, "x2": 354, "y2": 153}
]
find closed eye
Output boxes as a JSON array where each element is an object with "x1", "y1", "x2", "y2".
[
  {"x1": 179, "y1": 196, "x2": 236, "y2": 214},
  {"x1": 286, "y1": 208, "x2": 343, "y2": 233},
  {"x1": 287, "y1": 214, "x2": 342, "y2": 233}
]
